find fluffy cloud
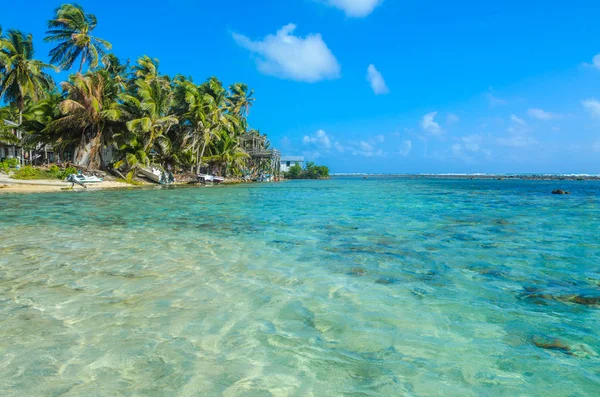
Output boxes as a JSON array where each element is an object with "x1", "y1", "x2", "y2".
[
  {"x1": 421, "y1": 112, "x2": 443, "y2": 135},
  {"x1": 460, "y1": 134, "x2": 483, "y2": 152},
  {"x1": 528, "y1": 108, "x2": 562, "y2": 120},
  {"x1": 582, "y1": 99, "x2": 600, "y2": 119},
  {"x1": 584, "y1": 53, "x2": 600, "y2": 70},
  {"x1": 398, "y1": 140, "x2": 412, "y2": 156},
  {"x1": 510, "y1": 114, "x2": 527, "y2": 126},
  {"x1": 366, "y1": 64, "x2": 389, "y2": 95},
  {"x1": 303, "y1": 129, "x2": 332, "y2": 149},
  {"x1": 324, "y1": 0, "x2": 383, "y2": 17},
  {"x1": 355, "y1": 140, "x2": 384, "y2": 157},
  {"x1": 232, "y1": 24, "x2": 340, "y2": 82}
]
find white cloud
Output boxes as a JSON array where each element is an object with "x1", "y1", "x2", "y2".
[
  {"x1": 460, "y1": 134, "x2": 483, "y2": 152},
  {"x1": 497, "y1": 136, "x2": 538, "y2": 147},
  {"x1": 510, "y1": 114, "x2": 527, "y2": 126},
  {"x1": 528, "y1": 108, "x2": 562, "y2": 121},
  {"x1": 373, "y1": 134, "x2": 385, "y2": 143},
  {"x1": 485, "y1": 92, "x2": 507, "y2": 107},
  {"x1": 421, "y1": 112, "x2": 443, "y2": 135},
  {"x1": 398, "y1": 140, "x2": 412, "y2": 156},
  {"x1": 582, "y1": 99, "x2": 600, "y2": 119},
  {"x1": 232, "y1": 24, "x2": 340, "y2": 82},
  {"x1": 359, "y1": 141, "x2": 373, "y2": 151},
  {"x1": 303, "y1": 129, "x2": 332, "y2": 149},
  {"x1": 324, "y1": 0, "x2": 383, "y2": 17},
  {"x1": 447, "y1": 113, "x2": 460, "y2": 124},
  {"x1": 583, "y1": 53, "x2": 600, "y2": 70},
  {"x1": 366, "y1": 64, "x2": 389, "y2": 95}
]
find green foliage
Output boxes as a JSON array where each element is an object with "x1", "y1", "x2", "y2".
[
  {"x1": 286, "y1": 164, "x2": 302, "y2": 179},
  {"x1": 11, "y1": 165, "x2": 77, "y2": 180},
  {"x1": 60, "y1": 166, "x2": 78, "y2": 179},
  {"x1": 12, "y1": 165, "x2": 49, "y2": 180},
  {"x1": 45, "y1": 4, "x2": 112, "y2": 72},
  {"x1": 0, "y1": 158, "x2": 20, "y2": 174},
  {"x1": 116, "y1": 178, "x2": 143, "y2": 186},
  {"x1": 284, "y1": 162, "x2": 330, "y2": 179},
  {"x1": 0, "y1": 29, "x2": 55, "y2": 112}
]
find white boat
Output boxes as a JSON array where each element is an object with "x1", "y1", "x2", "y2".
[
  {"x1": 138, "y1": 167, "x2": 174, "y2": 185},
  {"x1": 197, "y1": 173, "x2": 224, "y2": 185},
  {"x1": 137, "y1": 167, "x2": 162, "y2": 183},
  {"x1": 66, "y1": 173, "x2": 103, "y2": 188}
]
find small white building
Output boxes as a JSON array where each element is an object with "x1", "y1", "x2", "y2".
[{"x1": 280, "y1": 156, "x2": 304, "y2": 173}]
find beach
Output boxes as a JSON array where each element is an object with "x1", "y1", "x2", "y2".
[
  {"x1": 1, "y1": 177, "x2": 599, "y2": 396},
  {"x1": 0, "y1": 174, "x2": 134, "y2": 193}
]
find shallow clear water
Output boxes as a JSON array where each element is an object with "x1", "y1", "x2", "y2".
[{"x1": 1, "y1": 177, "x2": 599, "y2": 396}]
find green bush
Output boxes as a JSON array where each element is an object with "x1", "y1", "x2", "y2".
[
  {"x1": 60, "y1": 166, "x2": 78, "y2": 179},
  {"x1": 0, "y1": 158, "x2": 20, "y2": 174},
  {"x1": 11, "y1": 165, "x2": 78, "y2": 180},
  {"x1": 4, "y1": 158, "x2": 19, "y2": 168},
  {"x1": 12, "y1": 166, "x2": 47, "y2": 180},
  {"x1": 49, "y1": 165, "x2": 60, "y2": 176},
  {"x1": 284, "y1": 162, "x2": 330, "y2": 179}
]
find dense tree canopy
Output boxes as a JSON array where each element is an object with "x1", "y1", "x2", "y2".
[{"x1": 0, "y1": 3, "x2": 282, "y2": 181}]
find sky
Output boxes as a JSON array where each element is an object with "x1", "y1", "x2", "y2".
[{"x1": 2, "y1": 0, "x2": 600, "y2": 173}]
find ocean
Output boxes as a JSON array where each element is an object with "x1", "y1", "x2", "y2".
[{"x1": 1, "y1": 177, "x2": 599, "y2": 396}]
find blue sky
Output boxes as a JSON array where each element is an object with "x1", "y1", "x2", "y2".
[{"x1": 3, "y1": 0, "x2": 600, "y2": 173}]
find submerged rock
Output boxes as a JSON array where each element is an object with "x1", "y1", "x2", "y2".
[
  {"x1": 552, "y1": 189, "x2": 570, "y2": 195},
  {"x1": 375, "y1": 277, "x2": 397, "y2": 285},
  {"x1": 349, "y1": 267, "x2": 367, "y2": 277},
  {"x1": 521, "y1": 287, "x2": 600, "y2": 307},
  {"x1": 530, "y1": 336, "x2": 573, "y2": 355}
]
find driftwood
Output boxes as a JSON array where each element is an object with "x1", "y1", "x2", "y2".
[{"x1": 108, "y1": 166, "x2": 126, "y2": 180}]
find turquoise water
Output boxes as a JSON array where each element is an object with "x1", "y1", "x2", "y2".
[{"x1": 1, "y1": 177, "x2": 599, "y2": 396}]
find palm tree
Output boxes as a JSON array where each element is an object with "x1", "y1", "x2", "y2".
[
  {"x1": 204, "y1": 133, "x2": 249, "y2": 176},
  {"x1": 131, "y1": 55, "x2": 161, "y2": 82},
  {"x1": 46, "y1": 71, "x2": 121, "y2": 169},
  {"x1": 0, "y1": 30, "x2": 55, "y2": 124},
  {"x1": 45, "y1": 4, "x2": 112, "y2": 73},
  {"x1": 121, "y1": 78, "x2": 178, "y2": 154},
  {"x1": 227, "y1": 82, "x2": 254, "y2": 118},
  {"x1": 20, "y1": 93, "x2": 67, "y2": 155},
  {"x1": 113, "y1": 135, "x2": 149, "y2": 180}
]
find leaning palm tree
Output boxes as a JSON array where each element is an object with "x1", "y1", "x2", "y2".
[
  {"x1": 46, "y1": 71, "x2": 121, "y2": 169},
  {"x1": 0, "y1": 30, "x2": 55, "y2": 123},
  {"x1": 113, "y1": 135, "x2": 149, "y2": 180},
  {"x1": 227, "y1": 82, "x2": 254, "y2": 118},
  {"x1": 45, "y1": 4, "x2": 112, "y2": 72}
]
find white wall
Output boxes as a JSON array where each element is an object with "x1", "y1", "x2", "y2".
[{"x1": 281, "y1": 161, "x2": 303, "y2": 173}]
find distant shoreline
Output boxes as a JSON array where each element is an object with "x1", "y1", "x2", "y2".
[{"x1": 331, "y1": 173, "x2": 600, "y2": 181}]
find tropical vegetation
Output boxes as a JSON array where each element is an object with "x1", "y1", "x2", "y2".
[
  {"x1": 0, "y1": 3, "x2": 278, "y2": 182},
  {"x1": 285, "y1": 162, "x2": 330, "y2": 179}
]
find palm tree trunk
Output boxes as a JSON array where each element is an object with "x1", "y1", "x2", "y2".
[
  {"x1": 18, "y1": 106, "x2": 23, "y2": 166},
  {"x1": 196, "y1": 139, "x2": 208, "y2": 174},
  {"x1": 79, "y1": 52, "x2": 86, "y2": 74}
]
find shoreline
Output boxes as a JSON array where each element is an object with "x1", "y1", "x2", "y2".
[
  {"x1": 2, "y1": 173, "x2": 599, "y2": 194},
  {"x1": 0, "y1": 175, "x2": 253, "y2": 194}
]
